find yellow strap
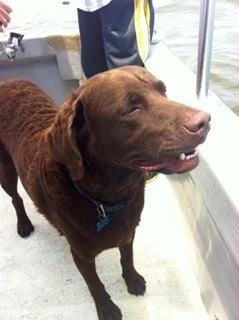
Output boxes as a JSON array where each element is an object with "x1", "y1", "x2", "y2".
[{"x1": 134, "y1": 0, "x2": 151, "y2": 62}]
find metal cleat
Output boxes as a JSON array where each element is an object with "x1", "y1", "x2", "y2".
[{"x1": 0, "y1": 32, "x2": 25, "y2": 61}]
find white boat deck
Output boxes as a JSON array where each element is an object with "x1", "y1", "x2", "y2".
[{"x1": 0, "y1": 177, "x2": 208, "y2": 320}]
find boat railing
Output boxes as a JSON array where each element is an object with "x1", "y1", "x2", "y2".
[{"x1": 196, "y1": 0, "x2": 216, "y2": 98}]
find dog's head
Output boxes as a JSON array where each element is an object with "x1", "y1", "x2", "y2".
[{"x1": 47, "y1": 66, "x2": 210, "y2": 180}]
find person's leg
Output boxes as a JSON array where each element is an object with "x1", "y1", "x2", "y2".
[
  {"x1": 100, "y1": 0, "x2": 154, "y2": 69},
  {"x1": 77, "y1": 9, "x2": 108, "y2": 78}
]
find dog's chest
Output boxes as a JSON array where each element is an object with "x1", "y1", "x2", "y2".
[{"x1": 77, "y1": 197, "x2": 144, "y2": 252}]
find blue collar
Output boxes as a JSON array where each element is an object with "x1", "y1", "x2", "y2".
[{"x1": 73, "y1": 180, "x2": 133, "y2": 232}]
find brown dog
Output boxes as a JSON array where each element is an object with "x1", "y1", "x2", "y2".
[{"x1": 0, "y1": 66, "x2": 210, "y2": 320}]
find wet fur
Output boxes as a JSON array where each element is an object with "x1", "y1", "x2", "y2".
[{"x1": 0, "y1": 66, "x2": 209, "y2": 320}]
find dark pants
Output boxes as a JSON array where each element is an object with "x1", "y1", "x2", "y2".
[{"x1": 77, "y1": 0, "x2": 154, "y2": 78}]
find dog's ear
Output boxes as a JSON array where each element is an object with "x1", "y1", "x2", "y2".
[{"x1": 46, "y1": 90, "x2": 86, "y2": 180}]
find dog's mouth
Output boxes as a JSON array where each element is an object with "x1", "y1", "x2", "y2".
[{"x1": 133, "y1": 149, "x2": 199, "y2": 174}]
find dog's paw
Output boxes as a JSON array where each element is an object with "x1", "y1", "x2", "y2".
[
  {"x1": 17, "y1": 219, "x2": 34, "y2": 238},
  {"x1": 123, "y1": 270, "x2": 146, "y2": 296},
  {"x1": 97, "y1": 300, "x2": 122, "y2": 320}
]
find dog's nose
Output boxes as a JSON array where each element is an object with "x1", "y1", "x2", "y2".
[{"x1": 184, "y1": 111, "x2": 211, "y2": 133}]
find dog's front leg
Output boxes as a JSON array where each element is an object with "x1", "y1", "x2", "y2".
[
  {"x1": 71, "y1": 248, "x2": 122, "y2": 320},
  {"x1": 119, "y1": 236, "x2": 146, "y2": 296}
]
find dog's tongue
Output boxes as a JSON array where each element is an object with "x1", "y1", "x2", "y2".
[
  {"x1": 136, "y1": 160, "x2": 168, "y2": 171},
  {"x1": 136, "y1": 156, "x2": 199, "y2": 173}
]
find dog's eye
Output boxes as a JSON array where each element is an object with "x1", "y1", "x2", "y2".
[
  {"x1": 129, "y1": 95, "x2": 141, "y2": 105},
  {"x1": 122, "y1": 105, "x2": 141, "y2": 116},
  {"x1": 122, "y1": 95, "x2": 142, "y2": 116},
  {"x1": 128, "y1": 106, "x2": 141, "y2": 114}
]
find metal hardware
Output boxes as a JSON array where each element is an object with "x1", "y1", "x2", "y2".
[
  {"x1": 96, "y1": 203, "x2": 109, "y2": 232},
  {"x1": 96, "y1": 203, "x2": 106, "y2": 219},
  {"x1": 0, "y1": 32, "x2": 24, "y2": 61}
]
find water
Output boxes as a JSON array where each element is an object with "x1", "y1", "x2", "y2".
[
  {"x1": 154, "y1": 0, "x2": 239, "y2": 114},
  {"x1": 1, "y1": 0, "x2": 238, "y2": 114}
]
